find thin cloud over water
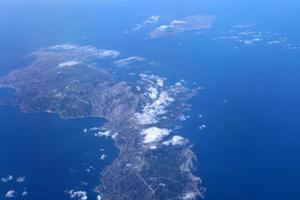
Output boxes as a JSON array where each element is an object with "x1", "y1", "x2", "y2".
[{"x1": 148, "y1": 15, "x2": 216, "y2": 39}]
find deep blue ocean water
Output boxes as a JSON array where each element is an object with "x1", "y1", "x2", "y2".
[
  {"x1": 182, "y1": 47, "x2": 300, "y2": 200},
  {"x1": 0, "y1": 106, "x2": 117, "y2": 200},
  {"x1": 1, "y1": 1, "x2": 300, "y2": 200}
]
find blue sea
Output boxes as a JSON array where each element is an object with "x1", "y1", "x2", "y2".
[
  {"x1": 1, "y1": 0, "x2": 300, "y2": 200},
  {"x1": 0, "y1": 106, "x2": 117, "y2": 200}
]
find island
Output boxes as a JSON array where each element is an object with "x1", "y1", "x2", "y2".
[{"x1": 0, "y1": 44, "x2": 205, "y2": 200}]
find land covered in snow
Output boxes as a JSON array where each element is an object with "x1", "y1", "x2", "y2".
[{"x1": 0, "y1": 44, "x2": 204, "y2": 200}]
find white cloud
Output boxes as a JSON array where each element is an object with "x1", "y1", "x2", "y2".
[
  {"x1": 267, "y1": 40, "x2": 282, "y2": 45},
  {"x1": 238, "y1": 31, "x2": 256, "y2": 35},
  {"x1": 46, "y1": 44, "x2": 120, "y2": 59},
  {"x1": 170, "y1": 19, "x2": 187, "y2": 26},
  {"x1": 242, "y1": 38, "x2": 262, "y2": 45},
  {"x1": 111, "y1": 132, "x2": 119, "y2": 139},
  {"x1": 114, "y1": 56, "x2": 145, "y2": 67},
  {"x1": 198, "y1": 124, "x2": 206, "y2": 130},
  {"x1": 162, "y1": 135, "x2": 186, "y2": 146},
  {"x1": 149, "y1": 145, "x2": 158, "y2": 150},
  {"x1": 139, "y1": 73, "x2": 165, "y2": 87},
  {"x1": 100, "y1": 154, "x2": 107, "y2": 160},
  {"x1": 179, "y1": 115, "x2": 190, "y2": 121},
  {"x1": 1, "y1": 175, "x2": 13, "y2": 183},
  {"x1": 218, "y1": 33, "x2": 262, "y2": 46},
  {"x1": 156, "y1": 78, "x2": 164, "y2": 87},
  {"x1": 135, "y1": 91, "x2": 174, "y2": 125},
  {"x1": 217, "y1": 35, "x2": 239, "y2": 40},
  {"x1": 21, "y1": 191, "x2": 27, "y2": 197},
  {"x1": 96, "y1": 130, "x2": 111, "y2": 137},
  {"x1": 217, "y1": 27, "x2": 299, "y2": 50},
  {"x1": 182, "y1": 191, "x2": 197, "y2": 200},
  {"x1": 141, "y1": 127, "x2": 170, "y2": 144},
  {"x1": 68, "y1": 190, "x2": 88, "y2": 200},
  {"x1": 49, "y1": 44, "x2": 78, "y2": 51},
  {"x1": 147, "y1": 86, "x2": 159, "y2": 100},
  {"x1": 58, "y1": 61, "x2": 80, "y2": 68},
  {"x1": 89, "y1": 127, "x2": 100, "y2": 131},
  {"x1": 133, "y1": 15, "x2": 160, "y2": 31},
  {"x1": 135, "y1": 109, "x2": 156, "y2": 125},
  {"x1": 97, "y1": 195, "x2": 102, "y2": 200},
  {"x1": 148, "y1": 15, "x2": 215, "y2": 39},
  {"x1": 16, "y1": 176, "x2": 26, "y2": 183},
  {"x1": 5, "y1": 190, "x2": 16, "y2": 198},
  {"x1": 286, "y1": 46, "x2": 300, "y2": 50},
  {"x1": 97, "y1": 49, "x2": 120, "y2": 58},
  {"x1": 84, "y1": 127, "x2": 119, "y2": 140},
  {"x1": 135, "y1": 74, "x2": 173, "y2": 125},
  {"x1": 234, "y1": 24, "x2": 256, "y2": 29}
]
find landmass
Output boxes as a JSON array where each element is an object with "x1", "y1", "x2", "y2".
[{"x1": 0, "y1": 44, "x2": 205, "y2": 200}]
